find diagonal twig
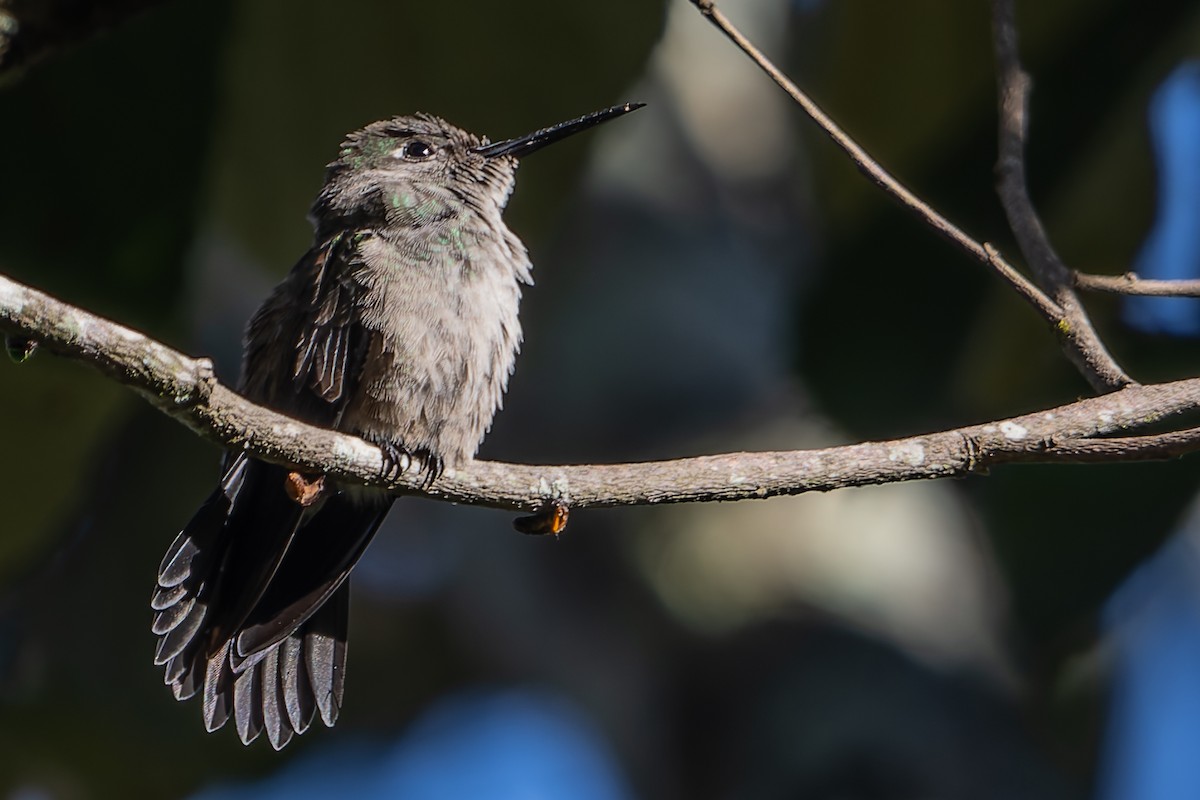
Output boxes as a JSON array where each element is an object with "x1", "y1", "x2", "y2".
[
  {"x1": 688, "y1": 2, "x2": 1062, "y2": 327},
  {"x1": 690, "y1": 0, "x2": 1135, "y2": 394}
]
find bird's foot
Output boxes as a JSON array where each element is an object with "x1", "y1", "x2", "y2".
[
  {"x1": 377, "y1": 441, "x2": 413, "y2": 481},
  {"x1": 417, "y1": 451, "x2": 444, "y2": 489},
  {"x1": 374, "y1": 440, "x2": 443, "y2": 489}
]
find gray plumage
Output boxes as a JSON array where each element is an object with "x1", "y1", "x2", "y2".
[
  {"x1": 246, "y1": 114, "x2": 531, "y2": 471},
  {"x1": 150, "y1": 103, "x2": 642, "y2": 749}
]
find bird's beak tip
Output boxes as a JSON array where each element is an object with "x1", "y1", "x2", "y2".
[{"x1": 475, "y1": 102, "x2": 646, "y2": 160}]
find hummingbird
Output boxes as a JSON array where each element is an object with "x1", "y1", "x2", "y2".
[{"x1": 150, "y1": 102, "x2": 643, "y2": 749}]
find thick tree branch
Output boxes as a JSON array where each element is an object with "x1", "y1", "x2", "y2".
[
  {"x1": 1075, "y1": 272, "x2": 1200, "y2": 298},
  {"x1": 990, "y1": 0, "x2": 1132, "y2": 392},
  {"x1": 3, "y1": 272, "x2": 1200, "y2": 517},
  {"x1": 1, "y1": 2, "x2": 1188, "y2": 520}
]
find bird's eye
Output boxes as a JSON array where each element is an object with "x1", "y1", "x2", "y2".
[{"x1": 398, "y1": 141, "x2": 434, "y2": 160}]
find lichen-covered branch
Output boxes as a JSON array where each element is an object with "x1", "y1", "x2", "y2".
[{"x1": 3, "y1": 272, "x2": 1199, "y2": 516}]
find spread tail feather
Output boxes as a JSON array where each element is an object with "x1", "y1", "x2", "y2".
[{"x1": 153, "y1": 453, "x2": 388, "y2": 748}]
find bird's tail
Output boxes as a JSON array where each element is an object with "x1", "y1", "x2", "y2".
[{"x1": 152, "y1": 452, "x2": 387, "y2": 749}]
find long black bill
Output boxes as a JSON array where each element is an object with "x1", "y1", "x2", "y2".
[{"x1": 475, "y1": 102, "x2": 645, "y2": 159}]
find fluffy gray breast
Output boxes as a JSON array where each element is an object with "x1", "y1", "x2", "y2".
[{"x1": 340, "y1": 220, "x2": 530, "y2": 465}]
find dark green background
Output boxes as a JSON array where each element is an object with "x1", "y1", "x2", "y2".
[{"x1": 1, "y1": 0, "x2": 1198, "y2": 796}]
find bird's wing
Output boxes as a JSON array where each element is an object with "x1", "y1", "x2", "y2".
[
  {"x1": 233, "y1": 492, "x2": 388, "y2": 659},
  {"x1": 157, "y1": 233, "x2": 393, "y2": 747},
  {"x1": 241, "y1": 231, "x2": 371, "y2": 425},
  {"x1": 291, "y1": 231, "x2": 368, "y2": 411}
]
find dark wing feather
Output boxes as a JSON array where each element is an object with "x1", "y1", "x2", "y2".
[
  {"x1": 235, "y1": 494, "x2": 388, "y2": 658},
  {"x1": 305, "y1": 583, "x2": 350, "y2": 728},
  {"x1": 203, "y1": 640, "x2": 234, "y2": 732},
  {"x1": 156, "y1": 233, "x2": 389, "y2": 748},
  {"x1": 233, "y1": 660, "x2": 265, "y2": 745},
  {"x1": 281, "y1": 632, "x2": 316, "y2": 734},
  {"x1": 199, "y1": 460, "x2": 307, "y2": 645},
  {"x1": 153, "y1": 453, "x2": 304, "y2": 702},
  {"x1": 288, "y1": 232, "x2": 370, "y2": 410},
  {"x1": 261, "y1": 646, "x2": 295, "y2": 750},
  {"x1": 211, "y1": 585, "x2": 350, "y2": 748},
  {"x1": 153, "y1": 453, "x2": 249, "y2": 692},
  {"x1": 241, "y1": 232, "x2": 371, "y2": 424}
]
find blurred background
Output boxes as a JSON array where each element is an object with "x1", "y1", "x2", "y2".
[{"x1": 2, "y1": 0, "x2": 1200, "y2": 797}]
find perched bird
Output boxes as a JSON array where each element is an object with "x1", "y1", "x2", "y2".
[{"x1": 151, "y1": 103, "x2": 643, "y2": 749}]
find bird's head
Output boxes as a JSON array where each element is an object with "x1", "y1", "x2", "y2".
[{"x1": 309, "y1": 104, "x2": 644, "y2": 235}]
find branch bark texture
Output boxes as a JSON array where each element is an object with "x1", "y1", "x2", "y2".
[
  {"x1": 1, "y1": 1, "x2": 1194, "y2": 519},
  {"x1": 3, "y1": 273, "x2": 1199, "y2": 516}
]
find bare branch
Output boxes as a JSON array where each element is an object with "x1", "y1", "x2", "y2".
[
  {"x1": 690, "y1": 0, "x2": 1136, "y2": 394},
  {"x1": 687, "y1": 4, "x2": 1063, "y2": 329},
  {"x1": 4, "y1": 272, "x2": 1200, "y2": 517},
  {"x1": 1075, "y1": 272, "x2": 1200, "y2": 298},
  {"x1": 990, "y1": 0, "x2": 1132, "y2": 392},
  {"x1": 983, "y1": 242, "x2": 1062, "y2": 320},
  {"x1": 1032, "y1": 426, "x2": 1200, "y2": 462}
]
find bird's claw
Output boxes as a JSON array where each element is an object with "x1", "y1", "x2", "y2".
[
  {"x1": 377, "y1": 442, "x2": 412, "y2": 481},
  {"x1": 375, "y1": 442, "x2": 443, "y2": 489}
]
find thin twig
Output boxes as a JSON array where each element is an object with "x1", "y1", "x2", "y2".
[
  {"x1": 990, "y1": 0, "x2": 1132, "y2": 392},
  {"x1": 688, "y1": 2, "x2": 1061, "y2": 328},
  {"x1": 1040, "y1": 427, "x2": 1200, "y2": 462},
  {"x1": 984, "y1": 242, "x2": 1061, "y2": 319},
  {"x1": 1075, "y1": 272, "x2": 1200, "y2": 298},
  {"x1": 3, "y1": 272, "x2": 1199, "y2": 515}
]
